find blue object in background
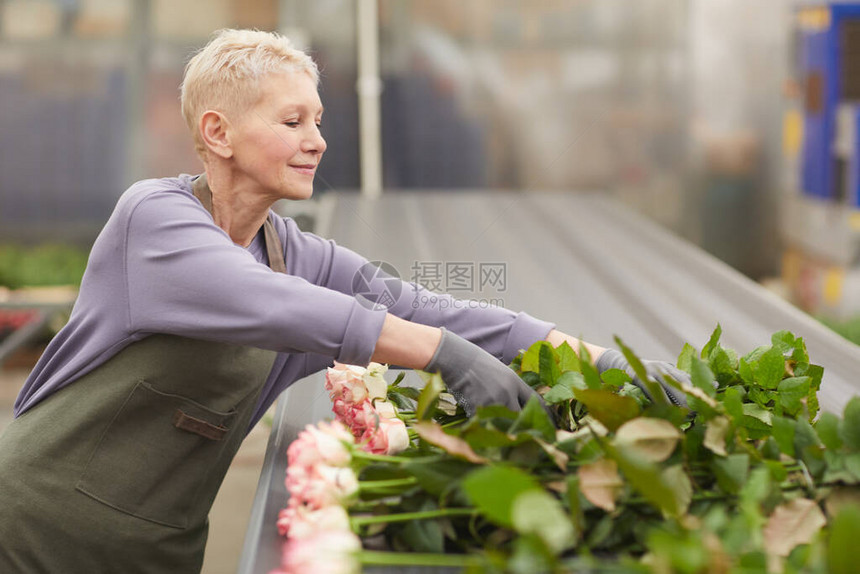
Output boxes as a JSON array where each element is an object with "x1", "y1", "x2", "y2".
[{"x1": 797, "y1": 2, "x2": 860, "y2": 206}]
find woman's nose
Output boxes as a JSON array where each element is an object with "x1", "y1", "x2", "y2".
[{"x1": 301, "y1": 127, "x2": 327, "y2": 155}]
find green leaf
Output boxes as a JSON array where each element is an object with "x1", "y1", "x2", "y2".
[
  {"x1": 511, "y1": 489, "x2": 576, "y2": 554},
  {"x1": 474, "y1": 404, "x2": 519, "y2": 422},
  {"x1": 756, "y1": 346, "x2": 786, "y2": 390},
  {"x1": 572, "y1": 388, "x2": 641, "y2": 433},
  {"x1": 823, "y1": 451, "x2": 858, "y2": 484},
  {"x1": 690, "y1": 356, "x2": 717, "y2": 397},
  {"x1": 741, "y1": 403, "x2": 773, "y2": 439},
  {"x1": 539, "y1": 342, "x2": 561, "y2": 387},
  {"x1": 600, "y1": 368, "x2": 631, "y2": 387},
  {"x1": 765, "y1": 459, "x2": 788, "y2": 482},
  {"x1": 618, "y1": 381, "x2": 648, "y2": 404},
  {"x1": 579, "y1": 344, "x2": 602, "y2": 390},
  {"x1": 402, "y1": 458, "x2": 477, "y2": 498},
  {"x1": 844, "y1": 452, "x2": 860, "y2": 480},
  {"x1": 677, "y1": 342, "x2": 696, "y2": 374},
  {"x1": 387, "y1": 390, "x2": 414, "y2": 411},
  {"x1": 661, "y1": 465, "x2": 693, "y2": 516},
  {"x1": 841, "y1": 397, "x2": 860, "y2": 451},
  {"x1": 760, "y1": 436, "x2": 782, "y2": 460},
  {"x1": 461, "y1": 424, "x2": 521, "y2": 449},
  {"x1": 542, "y1": 371, "x2": 585, "y2": 404},
  {"x1": 771, "y1": 330, "x2": 797, "y2": 354},
  {"x1": 509, "y1": 395, "x2": 556, "y2": 441},
  {"x1": 795, "y1": 419, "x2": 825, "y2": 475},
  {"x1": 614, "y1": 336, "x2": 669, "y2": 406},
  {"x1": 556, "y1": 341, "x2": 580, "y2": 372},
  {"x1": 519, "y1": 341, "x2": 544, "y2": 373},
  {"x1": 798, "y1": 363, "x2": 824, "y2": 421},
  {"x1": 816, "y1": 412, "x2": 843, "y2": 450},
  {"x1": 509, "y1": 534, "x2": 555, "y2": 574},
  {"x1": 543, "y1": 384, "x2": 575, "y2": 404},
  {"x1": 776, "y1": 376, "x2": 811, "y2": 417},
  {"x1": 738, "y1": 357, "x2": 755, "y2": 385},
  {"x1": 416, "y1": 371, "x2": 446, "y2": 420},
  {"x1": 748, "y1": 387, "x2": 777, "y2": 409},
  {"x1": 462, "y1": 465, "x2": 542, "y2": 528},
  {"x1": 828, "y1": 504, "x2": 860, "y2": 574},
  {"x1": 740, "y1": 466, "x2": 772, "y2": 507},
  {"x1": 702, "y1": 324, "x2": 723, "y2": 360},
  {"x1": 397, "y1": 499, "x2": 445, "y2": 553},
  {"x1": 709, "y1": 347, "x2": 738, "y2": 386},
  {"x1": 565, "y1": 475, "x2": 583, "y2": 540},
  {"x1": 607, "y1": 443, "x2": 681, "y2": 516},
  {"x1": 710, "y1": 453, "x2": 749, "y2": 495},
  {"x1": 772, "y1": 416, "x2": 797, "y2": 457},
  {"x1": 723, "y1": 386, "x2": 745, "y2": 422}
]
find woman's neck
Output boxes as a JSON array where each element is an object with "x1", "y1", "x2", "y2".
[{"x1": 202, "y1": 166, "x2": 273, "y2": 247}]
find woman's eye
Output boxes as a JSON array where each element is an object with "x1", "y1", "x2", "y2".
[{"x1": 283, "y1": 121, "x2": 300, "y2": 127}]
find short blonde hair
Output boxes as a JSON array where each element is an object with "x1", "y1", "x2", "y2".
[{"x1": 181, "y1": 29, "x2": 319, "y2": 156}]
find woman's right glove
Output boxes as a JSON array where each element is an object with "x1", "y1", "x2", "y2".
[
  {"x1": 595, "y1": 349, "x2": 690, "y2": 407},
  {"x1": 425, "y1": 328, "x2": 538, "y2": 416}
]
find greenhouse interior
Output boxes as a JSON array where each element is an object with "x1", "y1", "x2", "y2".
[{"x1": 2, "y1": 1, "x2": 860, "y2": 573}]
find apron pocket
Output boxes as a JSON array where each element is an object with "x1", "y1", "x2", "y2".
[{"x1": 76, "y1": 381, "x2": 237, "y2": 529}]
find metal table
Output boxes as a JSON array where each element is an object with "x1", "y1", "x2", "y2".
[{"x1": 239, "y1": 191, "x2": 860, "y2": 573}]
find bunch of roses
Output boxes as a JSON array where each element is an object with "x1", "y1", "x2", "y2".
[
  {"x1": 272, "y1": 421, "x2": 361, "y2": 574},
  {"x1": 325, "y1": 362, "x2": 409, "y2": 455}
]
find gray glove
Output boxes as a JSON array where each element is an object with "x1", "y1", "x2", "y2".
[
  {"x1": 425, "y1": 328, "x2": 538, "y2": 416},
  {"x1": 595, "y1": 349, "x2": 689, "y2": 407}
]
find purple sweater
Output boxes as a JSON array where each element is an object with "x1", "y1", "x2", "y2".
[{"x1": 14, "y1": 175, "x2": 555, "y2": 428}]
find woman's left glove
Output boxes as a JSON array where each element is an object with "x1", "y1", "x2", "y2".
[
  {"x1": 425, "y1": 328, "x2": 539, "y2": 416},
  {"x1": 595, "y1": 349, "x2": 690, "y2": 407}
]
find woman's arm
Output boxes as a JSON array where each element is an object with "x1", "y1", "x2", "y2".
[
  {"x1": 544, "y1": 329, "x2": 607, "y2": 361},
  {"x1": 371, "y1": 314, "x2": 442, "y2": 369},
  {"x1": 371, "y1": 313, "x2": 536, "y2": 415}
]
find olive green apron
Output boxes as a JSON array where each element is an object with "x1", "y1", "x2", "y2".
[{"x1": 0, "y1": 175, "x2": 285, "y2": 573}]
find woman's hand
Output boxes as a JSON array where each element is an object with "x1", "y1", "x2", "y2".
[
  {"x1": 424, "y1": 328, "x2": 537, "y2": 416},
  {"x1": 544, "y1": 329, "x2": 692, "y2": 407},
  {"x1": 371, "y1": 315, "x2": 539, "y2": 415},
  {"x1": 595, "y1": 349, "x2": 690, "y2": 407}
]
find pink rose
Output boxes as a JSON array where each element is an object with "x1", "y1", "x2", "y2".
[
  {"x1": 289, "y1": 505, "x2": 352, "y2": 540},
  {"x1": 379, "y1": 417, "x2": 409, "y2": 454},
  {"x1": 293, "y1": 465, "x2": 358, "y2": 509},
  {"x1": 287, "y1": 421, "x2": 353, "y2": 470},
  {"x1": 362, "y1": 417, "x2": 410, "y2": 455},
  {"x1": 326, "y1": 362, "x2": 389, "y2": 406},
  {"x1": 280, "y1": 530, "x2": 361, "y2": 574},
  {"x1": 277, "y1": 504, "x2": 352, "y2": 539},
  {"x1": 326, "y1": 364, "x2": 369, "y2": 404}
]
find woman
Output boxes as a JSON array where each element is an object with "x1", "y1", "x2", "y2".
[{"x1": 0, "y1": 29, "x2": 688, "y2": 573}]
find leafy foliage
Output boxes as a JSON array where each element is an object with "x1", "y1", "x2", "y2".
[
  {"x1": 347, "y1": 327, "x2": 860, "y2": 573},
  {"x1": 0, "y1": 244, "x2": 89, "y2": 289}
]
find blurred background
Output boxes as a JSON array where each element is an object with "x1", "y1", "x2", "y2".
[
  {"x1": 0, "y1": 0, "x2": 786, "y2": 273},
  {"x1": 4, "y1": 1, "x2": 860, "y2": 572},
  {"x1": 10, "y1": 0, "x2": 860, "y2": 352}
]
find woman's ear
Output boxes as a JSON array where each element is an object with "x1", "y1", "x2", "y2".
[{"x1": 199, "y1": 110, "x2": 234, "y2": 159}]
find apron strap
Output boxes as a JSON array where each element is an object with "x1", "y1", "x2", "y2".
[{"x1": 192, "y1": 173, "x2": 287, "y2": 274}]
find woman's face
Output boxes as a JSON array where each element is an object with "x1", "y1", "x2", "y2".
[{"x1": 230, "y1": 70, "x2": 326, "y2": 201}]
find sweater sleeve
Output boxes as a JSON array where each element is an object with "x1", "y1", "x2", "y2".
[
  {"x1": 124, "y1": 191, "x2": 387, "y2": 365},
  {"x1": 281, "y1": 218, "x2": 556, "y2": 365}
]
